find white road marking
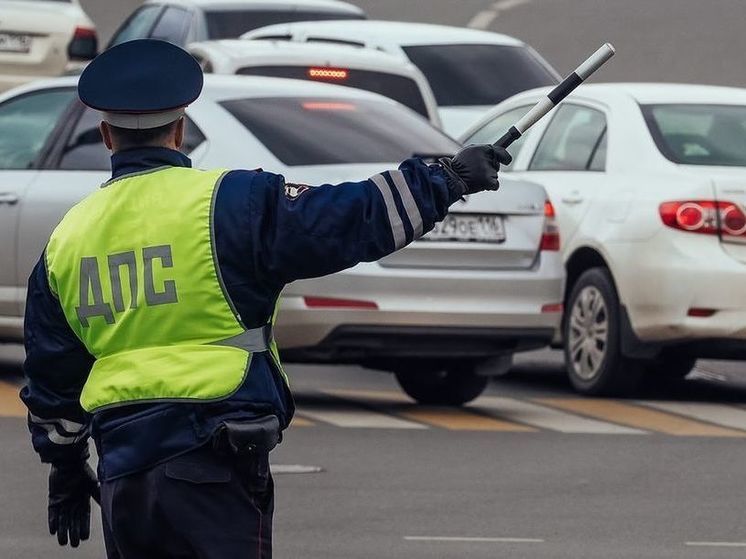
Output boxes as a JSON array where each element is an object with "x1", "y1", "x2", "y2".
[
  {"x1": 475, "y1": 396, "x2": 646, "y2": 434},
  {"x1": 640, "y1": 401, "x2": 746, "y2": 432},
  {"x1": 685, "y1": 542, "x2": 746, "y2": 547},
  {"x1": 405, "y1": 536, "x2": 544, "y2": 543},
  {"x1": 689, "y1": 368, "x2": 729, "y2": 383},
  {"x1": 468, "y1": 0, "x2": 533, "y2": 29},
  {"x1": 493, "y1": 0, "x2": 534, "y2": 10},
  {"x1": 296, "y1": 404, "x2": 427, "y2": 429},
  {"x1": 467, "y1": 10, "x2": 499, "y2": 30}
]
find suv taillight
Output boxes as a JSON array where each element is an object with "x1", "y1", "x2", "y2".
[
  {"x1": 659, "y1": 200, "x2": 746, "y2": 240},
  {"x1": 540, "y1": 199, "x2": 560, "y2": 251},
  {"x1": 308, "y1": 67, "x2": 349, "y2": 80}
]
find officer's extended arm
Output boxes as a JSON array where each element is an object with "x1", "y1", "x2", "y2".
[
  {"x1": 249, "y1": 145, "x2": 511, "y2": 285},
  {"x1": 20, "y1": 256, "x2": 98, "y2": 547}
]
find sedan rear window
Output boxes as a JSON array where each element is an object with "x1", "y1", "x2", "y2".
[
  {"x1": 642, "y1": 104, "x2": 746, "y2": 166},
  {"x1": 205, "y1": 10, "x2": 364, "y2": 40},
  {"x1": 403, "y1": 44, "x2": 557, "y2": 107},
  {"x1": 220, "y1": 97, "x2": 458, "y2": 166},
  {"x1": 108, "y1": 5, "x2": 163, "y2": 47},
  {"x1": 237, "y1": 66, "x2": 429, "y2": 117}
]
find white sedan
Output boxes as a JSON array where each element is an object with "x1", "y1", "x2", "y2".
[
  {"x1": 0, "y1": 74, "x2": 563, "y2": 405},
  {"x1": 461, "y1": 83, "x2": 746, "y2": 395},
  {"x1": 242, "y1": 19, "x2": 559, "y2": 136},
  {"x1": 0, "y1": 0, "x2": 97, "y2": 92}
]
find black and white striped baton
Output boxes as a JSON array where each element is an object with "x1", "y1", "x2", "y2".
[{"x1": 494, "y1": 43, "x2": 616, "y2": 149}]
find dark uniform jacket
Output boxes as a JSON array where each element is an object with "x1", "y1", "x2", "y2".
[{"x1": 21, "y1": 147, "x2": 458, "y2": 480}]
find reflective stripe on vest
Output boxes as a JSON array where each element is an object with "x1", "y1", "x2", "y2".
[{"x1": 45, "y1": 166, "x2": 283, "y2": 413}]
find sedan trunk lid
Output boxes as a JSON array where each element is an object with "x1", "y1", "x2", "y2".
[{"x1": 380, "y1": 177, "x2": 549, "y2": 271}]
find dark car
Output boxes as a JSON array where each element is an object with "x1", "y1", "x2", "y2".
[{"x1": 107, "y1": 0, "x2": 366, "y2": 48}]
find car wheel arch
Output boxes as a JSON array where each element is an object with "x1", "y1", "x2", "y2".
[
  {"x1": 563, "y1": 247, "x2": 654, "y2": 361},
  {"x1": 564, "y1": 247, "x2": 614, "y2": 305}
]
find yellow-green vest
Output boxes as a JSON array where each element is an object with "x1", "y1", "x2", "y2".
[{"x1": 46, "y1": 166, "x2": 285, "y2": 413}]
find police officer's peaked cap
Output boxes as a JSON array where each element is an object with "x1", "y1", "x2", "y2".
[{"x1": 78, "y1": 39, "x2": 203, "y2": 130}]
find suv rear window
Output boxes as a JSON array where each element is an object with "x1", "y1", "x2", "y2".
[
  {"x1": 220, "y1": 97, "x2": 458, "y2": 166},
  {"x1": 205, "y1": 10, "x2": 363, "y2": 40},
  {"x1": 237, "y1": 65, "x2": 429, "y2": 118},
  {"x1": 642, "y1": 104, "x2": 746, "y2": 166},
  {"x1": 403, "y1": 44, "x2": 557, "y2": 107}
]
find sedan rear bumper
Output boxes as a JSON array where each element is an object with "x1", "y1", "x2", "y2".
[
  {"x1": 615, "y1": 232, "x2": 746, "y2": 346},
  {"x1": 281, "y1": 324, "x2": 556, "y2": 364},
  {"x1": 275, "y1": 253, "x2": 565, "y2": 361},
  {"x1": 0, "y1": 74, "x2": 36, "y2": 93}
]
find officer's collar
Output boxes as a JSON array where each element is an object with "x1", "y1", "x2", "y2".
[{"x1": 110, "y1": 147, "x2": 192, "y2": 181}]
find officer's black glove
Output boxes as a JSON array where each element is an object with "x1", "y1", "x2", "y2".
[
  {"x1": 48, "y1": 458, "x2": 99, "y2": 547},
  {"x1": 439, "y1": 144, "x2": 512, "y2": 196}
]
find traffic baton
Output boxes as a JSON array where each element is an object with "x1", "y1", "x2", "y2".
[{"x1": 493, "y1": 43, "x2": 616, "y2": 149}]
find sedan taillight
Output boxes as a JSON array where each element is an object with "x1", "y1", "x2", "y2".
[
  {"x1": 659, "y1": 200, "x2": 746, "y2": 240},
  {"x1": 540, "y1": 199, "x2": 560, "y2": 251},
  {"x1": 68, "y1": 26, "x2": 98, "y2": 61}
]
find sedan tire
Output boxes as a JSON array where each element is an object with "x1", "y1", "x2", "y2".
[
  {"x1": 564, "y1": 268, "x2": 642, "y2": 395},
  {"x1": 395, "y1": 363, "x2": 488, "y2": 406}
]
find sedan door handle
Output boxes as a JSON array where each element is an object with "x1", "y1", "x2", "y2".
[
  {"x1": 0, "y1": 193, "x2": 19, "y2": 205},
  {"x1": 561, "y1": 197, "x2": 584, "y2": 205}
]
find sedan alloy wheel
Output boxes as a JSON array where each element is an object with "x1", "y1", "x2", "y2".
[
  {"x1": 563, "y1": 267, "x2": 642, "y2": 396},
  {"x1": 568, "y1": 286, "x2": 609, "y2": 381}
]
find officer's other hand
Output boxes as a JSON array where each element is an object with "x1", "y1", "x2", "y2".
[
  {"x1": 48, "y1": 461, "x2": 98, "y2": 547},
  {"x1": 439, "y1": 144, "x2": 512, "y2": 196}
]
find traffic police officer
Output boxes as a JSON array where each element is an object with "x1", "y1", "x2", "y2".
[{"x1": 20, "y1": 39, "x2": 511, "y2": 558}]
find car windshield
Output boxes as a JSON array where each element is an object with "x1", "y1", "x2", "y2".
[
  {"x1": 642, "y1": 104, "x2": 746, "y2": 166},
  {"x1": 402, "y1": 44, "x2": 557, "y2": 107},
  {"x1": 220, "y1": 96, "x2": 458, "y2": 166},
  {"x1": 205, "y1": 10, "x2": 363, "y2": 40},
  {"x1": 237, "y1": 66, "x2": 429, "y2": 118}
]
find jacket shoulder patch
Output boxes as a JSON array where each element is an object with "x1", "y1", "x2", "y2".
[{"x1": 284, "y1": 183, "x2": 311, "y2": 200}]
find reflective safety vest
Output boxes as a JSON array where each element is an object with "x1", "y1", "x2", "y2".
[{"x1": 46, "y1": 166, "x2": 286, "y2": 413}]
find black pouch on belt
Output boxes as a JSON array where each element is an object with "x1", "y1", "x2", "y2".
[{"x1": 211, "y1": 415, "x2": 282, "y2": 458}]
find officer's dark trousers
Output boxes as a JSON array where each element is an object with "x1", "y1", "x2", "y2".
[{"x1": 100, "y1": 445, "x2": 273, "y2": 559}]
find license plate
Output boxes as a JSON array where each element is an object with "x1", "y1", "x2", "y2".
[
  {"x1": 0, "y1": 33, "x2": 32, "y2": 54},
  {"x1": 424, "y1": 213, "x2": 505, "y2": 243}
]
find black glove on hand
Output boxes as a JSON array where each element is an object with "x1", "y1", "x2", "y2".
[
  {"x1": 48, "y1": 460, "x2": 99, "y2": 547},
  {"x1": 439, "y1": 144, "x2": 512, "y2": 196}
]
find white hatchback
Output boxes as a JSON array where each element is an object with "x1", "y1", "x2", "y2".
[
  {"x1": 242, "y1": 19, "x2": 559, "y2": 137},
  {"x1": 0, "y1": 0, "x2": 97, "y2": 92},
  {"x1": 188, "y1": 39, "x2": 441, "y2": 127},
  {"x1": 462, "y1": 83, "x2": 746, "y2": 395},
  {"x1": 0, "y1": 74, "x2": 563, "y2": 405}
]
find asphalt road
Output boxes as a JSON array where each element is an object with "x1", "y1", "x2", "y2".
[{"x1": 4, "y1": 355, "x2": 746, "y2": 558}]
